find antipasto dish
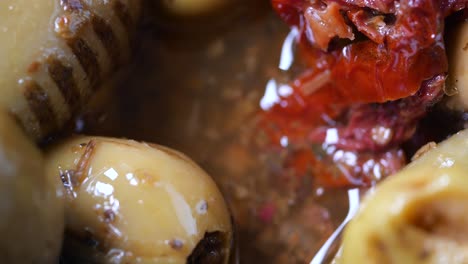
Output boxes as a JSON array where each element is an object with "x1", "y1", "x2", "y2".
[{"x1": 0, "y1": 0, "x2": 466, "y2": 263}]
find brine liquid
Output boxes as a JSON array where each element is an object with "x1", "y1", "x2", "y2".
[{"x1": 80, "y1": 3, "x2": 369, "y2": 263}]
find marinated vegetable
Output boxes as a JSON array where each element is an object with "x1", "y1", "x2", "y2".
[
  {"x1": 447, "y1": 20, "x2": 468, "y2": 111},
  {"x1": 0, "y1": 0, "x2": 465, "y2": 263},
  {"x1": 339, "y1": 129, "x2": 468, "y2": 264},
  {"x1": 45, "y1": 136, "x2": 234, "y2": 264},
  {"x1": 0, "y1": 111, "x2": 64, "y2": 263},
  {"x1": 255, "y1": 0, "x2": 467, "y2": 187},
  {"x1": 0, "y1": 0, "x2": 141, "y2": 140}
]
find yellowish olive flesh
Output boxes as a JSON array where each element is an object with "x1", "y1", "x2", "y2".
[
  {"x1": 340, "y1": 129, "x2": 468, "y2": 264},
  {"x1": 0, "y1": 0, "x2": 142, "y2": 140},
  {"x1": 446, "y1": 20, "x2": 468, "y2": 110},
  {"x1": 0, "y1": 0, "x2": 56, "y2": 113},
  {"x1": 45, "y1": 137, "x2": 233, "y2": 263},
  {"x1": 0, "y1": 111, "x2": 64, "y2": 263}
]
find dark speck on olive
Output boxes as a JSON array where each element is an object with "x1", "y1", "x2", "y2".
[
  {"x1": 103, "y1": 210, "x2": 116, "y2": 223},
  {"x1": 169, "y1": 239, "x2": 184, "y2": 250}
]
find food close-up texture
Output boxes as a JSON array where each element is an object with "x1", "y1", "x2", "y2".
[{"x1": 0, "y1": 0, "x2": 466, "y2": 263}]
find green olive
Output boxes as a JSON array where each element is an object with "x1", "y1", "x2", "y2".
[
  {"x1": 340, "y1": 129, "x2": 468, "y2": 264},
  {"x1": 45, "y1": 136, "x2": 234, "y2": 263},
  {"x1": 0, "y1": 0, "x2": 142, "y2": 140},
  {"x1": 0, "y1": 111, "x2": 64, "y2": 263},
  {"x1": 446, "y1": 20, "x2": 468, "y2": 110}
]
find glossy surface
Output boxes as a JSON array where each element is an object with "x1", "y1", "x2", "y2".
[
  {"x1": 77, "y1": 4, "x2": 467, "y2": 262},
  {"x1": 89, "y1": 9, "x2": 332, "y2": 262},
  {"x1": 255, "y1": 0, "x2": 466, "y2": 187},
  {"x1": 0, "y1": 0, "x2": 56, "y2": 111},
  {"x1": 0, "y1": 111, "x2": 64, "y2": 263},
  {"x1": 340, "y1": 129, "x2": 468, "y2": 264},
  {"x1": 447, "y1": 20, "x2": 468, "y2": 111},
  {"x1": 46, "y1": 137, "x2": 233, "y2": 263},
  {"x1": 271, "y1": 0, "x2": 456, "y2": 104},
  {"x1": 0, "y1": 0, "x2": 142, "y2": 140}
]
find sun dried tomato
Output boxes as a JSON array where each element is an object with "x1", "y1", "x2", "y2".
[{"x1": 257, "y1": 0, "x2": 466, "y2": 187}]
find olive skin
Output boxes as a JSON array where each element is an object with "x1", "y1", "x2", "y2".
[
  {"x1": 0, "y1": 111, "x2": 64, "y2": 263},
  {"x1": 46, "y1": 136, "x2": 234, "y2": 264},
  {"x1": 0, "y1": 0, "x2": 142, "y2": 140},
  {"x1": 446, "y1": 21, "x2": 468, "y2": 110},
  {"x1": 339, "y1": 129, "x2": 468, "y2": 264}
]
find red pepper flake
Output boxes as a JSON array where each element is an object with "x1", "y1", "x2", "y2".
[{"x1": 257, "y1": 203, "x2": 277, "y2": 223}]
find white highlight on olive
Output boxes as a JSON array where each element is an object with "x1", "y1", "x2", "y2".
[
  {"x1": 94, "y1": 181, "x2": 115, "y2": 198},
  {"x1": 165, "y1": 183, "x2": 198, "y2": 236},
  {"x1": 104, "y1": 168, "x2": 119, "y2": 181}
]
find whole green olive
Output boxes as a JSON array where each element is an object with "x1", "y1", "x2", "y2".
[
  {"x1": 339, "y1": 129, "x2": 468, "y2": 264},
  {"x1": 0, "y1": 111, "x2": 64, "y2": 263},
  {"x1": 46, "y1": 136, "x2": 234, "y2": 264}
]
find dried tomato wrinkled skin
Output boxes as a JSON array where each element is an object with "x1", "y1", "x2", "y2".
[
  {"x1": 272, "y1": 0, "x2": 457, "y2": 103},
  {"x1": 258, "y1": 0, "x2": 466, "y2": 187}
]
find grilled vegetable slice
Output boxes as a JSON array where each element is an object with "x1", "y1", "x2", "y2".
[
  {"x1": 0, "y1": 111, "x2": 64, "y2": 263},
  {"x1": 340, "y1": 129, "x2": 468, "y2": 264},
  {"x1": 45, "y1": 136, "x2": 234, "y2": 264},
  {"x1": 0, "y1": 0, "x2": 141, "y2": 140}
]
